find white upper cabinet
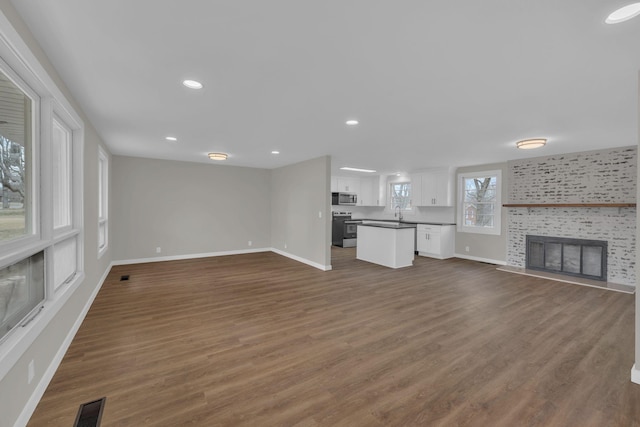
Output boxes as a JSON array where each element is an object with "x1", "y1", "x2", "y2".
[
  {"x1": 336, "y1": 177, "x2": 360, "y2": 194},
  {"x1": 410, "y1": 168, "x2": 454, "y2": 207},
  {"x1": 359, "y1": 176, "x2": 384, "y2": 206},
  {"x1": 331, "y1": 175, "x2": 384, "y2": 206}
]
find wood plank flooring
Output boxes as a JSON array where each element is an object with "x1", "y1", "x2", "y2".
[{"x1": 28, "y1": 248, "x2": 640, "y2": 426}]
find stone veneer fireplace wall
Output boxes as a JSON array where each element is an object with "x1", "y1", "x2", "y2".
[{"x1": 506, "y1": 146, "x2": 636, "y2": 286}]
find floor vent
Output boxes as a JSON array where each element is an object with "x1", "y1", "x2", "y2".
[
  {"x1": 73, "y1": 397, "x2": 106, "y2": 427},
  {"x1": 120, "y1": 275, "x2": 130, "y2": 281}
]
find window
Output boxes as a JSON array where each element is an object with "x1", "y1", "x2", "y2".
[
  {"x1": 0, "y1": 23, "x2": 84, "y2": 349},
  {"x1": 0, "y1": 68, "x2": 33, "y2": 243},
  {"x1": 457, "y1": 170, "x2": 502, "y2": 235},
  {"x1": 0, "y1": 251, "x2": 44, "y2": 337},
  {"x1": 390, "y1": 182, "x2": 412, "y2": 211},
  {"x1": 98, "y1": 147, "x2": 108, "y2": 256},
  {"x1": 52, "y1": 117, "x2": 72, "y2": 230}
]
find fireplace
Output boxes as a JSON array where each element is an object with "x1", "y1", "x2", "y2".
[{"x1": 526, "y1": 235, "x2": 607, "y2": 281}]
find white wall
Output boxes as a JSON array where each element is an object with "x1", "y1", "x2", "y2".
[
  {"x1": 271, "y1": 156, "x2": 331, "y2": 270},
  {"x1": 112, "y1": 156, "x2": 272, "y2": 261},
  {"x1": 0, "y1": 2, "x2": 113, "y2": 425}
]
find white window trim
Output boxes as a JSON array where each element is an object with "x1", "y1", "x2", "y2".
[
  {"x1": 51, "y1": 114, "x2": 73, "y2": 234},
  {"x1": 0, "y1": 9, "x2": 85, "y2": 382},
  {"x1": 0, "y1": 55, "x2": 42, "y2": 264},
  {"x1": 457, "y1": 169, "x2": 502, "y2": 236},
  {"x1": 385, "y1": 175, "x2": 415, "y2": 216}
]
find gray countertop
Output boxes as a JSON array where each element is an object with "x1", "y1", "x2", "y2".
[
  {"x1": 358, "y1": 222, "x2": 417, "y2": 230},
  {"x1": 358, "y1": 219, "x2": 456, "y2": 226}
]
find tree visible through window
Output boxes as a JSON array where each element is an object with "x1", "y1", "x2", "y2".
[
  {"x1": 0, "y1": 69, "x2": 30, "y2": 242},
  {"x1": 458, "y1": 170, "x2": 501, "y2": 235},
  {"x1": 390, "y1": 182, "x2": 412, "y2": 210}
]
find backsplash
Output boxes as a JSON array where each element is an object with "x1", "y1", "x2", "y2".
[
  {"x1": 344, "y1": 206, "x2": 456, "y2": 224},
  {"x1": 506, "y1": 146, "x2": 637, "y2": 286}
]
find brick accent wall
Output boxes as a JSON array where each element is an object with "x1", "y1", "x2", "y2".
[{"x1": 507, "y1": 146, "x2": 637, "y2": 286}]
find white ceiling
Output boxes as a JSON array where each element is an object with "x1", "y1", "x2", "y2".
[{"x1": 10, "y1": 0, "x2": 640, "y2": 176}]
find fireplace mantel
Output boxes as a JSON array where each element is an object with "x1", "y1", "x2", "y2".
[{"x1": 503, "y1": 203, "x2": 636, "y2": 208}]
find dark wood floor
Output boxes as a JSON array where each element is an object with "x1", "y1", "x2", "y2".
[{"x1": 28, "y1": 248, "x2": 640, "y2": 426}]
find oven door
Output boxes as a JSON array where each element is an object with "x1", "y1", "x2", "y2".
[{"x1": 344, "y1": 222, "x2": 358, "y2": 238}]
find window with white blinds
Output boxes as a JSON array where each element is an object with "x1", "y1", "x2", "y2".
[
  {"x1": 98, "y1": 147, "x2": 108, "y2": 256},
  {"x1": 53, "y1": 237, "x2": 76, "y2": 290},
  {"x1": 52, "y1": 117, "x2": 72, "y2": 230}
]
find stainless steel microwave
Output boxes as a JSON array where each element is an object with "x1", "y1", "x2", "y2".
[{"x1": 332, "y1": 192, "x2": 357, "y2": 206}]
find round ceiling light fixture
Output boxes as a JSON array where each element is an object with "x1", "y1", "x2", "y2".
[
  {"x1": 208, "y1": 152, "x2": 228, "y2": 161},
  {"x1": 346, "y1": 119, "x2": 359, "y2": 126},
  {"x1": 271, "y1": 150, "x2": 280, "y2": 154},
  {"x1": 606, "y1": 3, "x2": 640, "y2": 24},
  {"x1": 516, "y1": 138, "x2": 547, "y2": 150},
  {"x1": 183, "y1": 79, "x2": 203, "y2": 89},
  {"x1": 165, "y1": 136, "x2": 177, "y2": 141}
]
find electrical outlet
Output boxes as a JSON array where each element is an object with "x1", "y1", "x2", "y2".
[
  {"x1": 156, "y1": 247, "x2": 161, "y2": 253},
  {"x1": 465, "y1": 246, "x2": 470, "y2": 252},
  {"x1": 28, "y1": 360, "x2": 35, "y2": 384},
  {"x1": 284, "y1": 243, "x2": 287, "y2": 249},
  {"x1": 248, "y1": 240, "x2": 252, "y2": 246},
  {"x1": 318, "y1": 211, "x2": 322, "y2": 218}
]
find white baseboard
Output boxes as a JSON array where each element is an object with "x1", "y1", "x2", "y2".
[
  {"x1": 454, "y1": 253, "x2": 507, "y2": 265},
  {"x1": 631, "y1": 365, "x2": 640, "y2": 385},
  {"x1": 112, "y1": 247, "x2": 271, "y2": 266},
  {"x1": 270, "y1": 248, "x2": 332, "y2": 271},
  {"x1": 15, "y1": 265, "x2": 112, "y2": 427}
]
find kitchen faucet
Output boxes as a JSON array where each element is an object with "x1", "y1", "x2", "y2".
[{"x1": 395, "y1": 205, "x2": 403, "y2": 221}]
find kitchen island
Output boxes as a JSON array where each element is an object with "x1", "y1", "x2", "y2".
[{"x1": 356, "y1": 223, "x2": 416, "y2": 268}]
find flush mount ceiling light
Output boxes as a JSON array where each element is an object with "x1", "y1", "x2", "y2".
[
  {"x1": 208, "y1": 152, "x2": 228, "y2": 161},
  {"x1": 516, "y1": 138, "x2": 547, "y2": 150},
  {"x1": 345, "y1": 120, "x2": 359, "y2": 126},
  {"x1": 182, "y1": 79, "x2": 203, "y2": 89},
  {"x1": 606, "y1": 3, "x2": 640, "y2": 24},
  {"x1": 340, "y1": 167, "x2": 376, "y2": 173},
  {"x1": 165, "y1": 136, "x2": 177, "y2": 141},
  {"x1": 271, "y1": 150, "x2": 280, "y2": 154}
]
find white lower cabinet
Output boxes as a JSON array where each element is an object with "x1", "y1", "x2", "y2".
[{"x1": 416, "y1": 224, "x2": 454, "y2": 259}]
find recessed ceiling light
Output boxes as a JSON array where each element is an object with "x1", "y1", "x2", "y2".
[
  {"x1": 606, "y1": 3, "x2": 640, "y2": 24},
  {"x1": 516, "y1": 138, "x2": 547, "y2": 149},
  {"x1": 183, "y1": 79, "x2": 203, "y2": 89},
  {"x1": 165, "y1": 136, "x2": 177, "y2": 141},
  {"x1": 340, "y1": 167, "x2": 376, "y2": 173},
  {"x1": 271, "y1": 150, "x2": 280, "y2": 154},
  {"x1": 346, "y1": 120, "x2": 359, "y2": 126},
  {"x1": 208, "y1": 152, "x2": 228, "y2": 161}
]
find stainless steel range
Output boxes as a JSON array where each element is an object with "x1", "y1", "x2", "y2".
[{"x1": 332, "y1": 212, "x2": 362, "y2": 247}]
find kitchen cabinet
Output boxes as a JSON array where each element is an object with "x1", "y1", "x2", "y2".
[
  {"x1": 416, "y1": 224, "x2": 454, "y2": 259},
  {"x1": 410, "y1": 168, "x2": 454, "y2": 207},
  {"x1": 357, "y1": 224, "x2": 415, "y2": 268},
  {"x1": 332, "y1": 175, "x2": 384, "y2": 206},
  {"x1": 336, "y1": 177, "x2": 360, "y2": 194},
  {"x1": 358, "y1": 176, "x2": 384, "y2": 206}
]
